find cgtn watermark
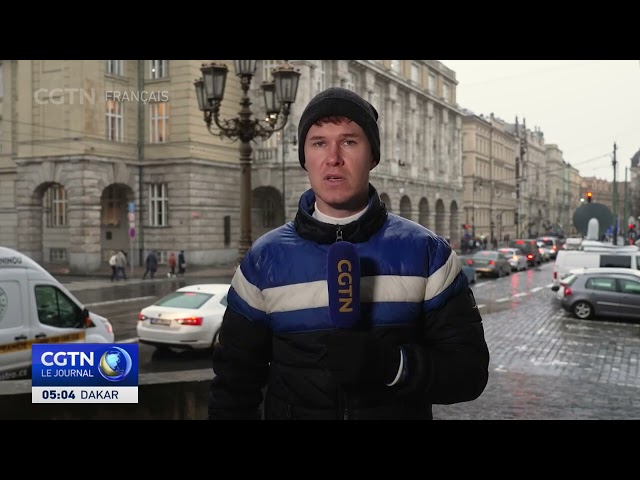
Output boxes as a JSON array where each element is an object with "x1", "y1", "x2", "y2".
[
  {"x1": 33, "y1": 88, "x2": 169, "y2": 105},
  {"x1": 31, "y1": 343, "x2": 138, "y2": 403}
]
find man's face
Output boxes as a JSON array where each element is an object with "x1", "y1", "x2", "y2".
[{"x1": 304, "y1": 117, "x2": 375, "y2": 218}]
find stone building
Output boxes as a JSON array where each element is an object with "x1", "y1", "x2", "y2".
[{"x1": 0, "y1": 60, "x2": 464, "y2": 273}]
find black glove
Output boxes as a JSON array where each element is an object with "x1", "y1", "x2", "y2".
[{"x1": 323, "y1": 331, "x2": 402, "y2": 386}]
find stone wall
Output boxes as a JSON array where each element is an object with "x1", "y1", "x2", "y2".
[{"x1": 0, "y1": 369, "x2": 212, "y2": 420}]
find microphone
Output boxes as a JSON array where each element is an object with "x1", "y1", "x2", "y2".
[{"x1": 327, "y1": 241, "x2": 361, "y2": 329}]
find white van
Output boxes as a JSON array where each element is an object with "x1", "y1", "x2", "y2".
[
  {"x1": 551, "y1": 248, "x2": 640, "y2": 291},
  {"x1": 0, "y1": 246, "x2": 114, "y2": 381}
]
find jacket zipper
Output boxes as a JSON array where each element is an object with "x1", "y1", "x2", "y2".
[{"x1": 335, "y1": 225, "x2": 350, "y2": 419}]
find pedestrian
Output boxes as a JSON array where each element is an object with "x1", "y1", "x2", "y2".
[
  {"x1": 168, "y1": 252, "x2": 176, "y2": 277},
  {"x1": 177, "y1": 250, "x2": 186, "y2": 276},
  {"x1": 208, "y1": 87, "x2": 490, "y2": 420},
  {"x1": 109, "y1": 250, "x2": 118, "y2": 282},
  {"x1": 115, "y1": 250, "x2": 127, "y2": 280},
  {"x1": 143, "y1": 250, "x2": 158, "y2": 279}
]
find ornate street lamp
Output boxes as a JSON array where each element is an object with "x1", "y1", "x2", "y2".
[{"x1": 194, "y1": 61, "x2": 300, "y2": 263}]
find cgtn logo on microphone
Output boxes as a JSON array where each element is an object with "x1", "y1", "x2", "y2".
[{"x1": 31, "y1": 344, "x2": 138, "y2": 403}]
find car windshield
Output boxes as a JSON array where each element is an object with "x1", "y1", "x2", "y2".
[
  {"x1": 562, "y1": 274, "x2": 577, "y2": 285},
  {"x1": 473, "y1": 251, "x2": 497, "y2": 260},
  {"x1": 538, "y1": 239, "x2": 554, "y2": 247},
  {"x1": 155, "y1": 291, "x2": 213, "y2": 309}
]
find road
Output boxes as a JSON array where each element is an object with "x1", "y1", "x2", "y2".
[{"x1": 62, "y1": 262, "x2": 558, "y2": 375}]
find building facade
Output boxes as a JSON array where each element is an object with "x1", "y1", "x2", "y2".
[{"x1": 0, "y1": 59, "x2": 464, "y2": 273}]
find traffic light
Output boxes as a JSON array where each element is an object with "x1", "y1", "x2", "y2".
[{"x1": 587, "y1": 191, "x2": 592, "y2": 203}]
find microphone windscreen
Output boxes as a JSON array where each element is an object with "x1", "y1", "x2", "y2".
[{"x1": 327, "y1": 241, "x2": 360, "y2": 329}]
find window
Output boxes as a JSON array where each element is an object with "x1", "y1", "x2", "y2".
[
  {"x1": 149, "y1": 60, "x2": 167, "y2": 79},
  {"x1": 443, "y1": 83, "x2": 450, "y2": 102},
  {"x1": 149, "y1": 183, "x2": 168, "y2": 227},
  {"x1": 315, "y1": 62, "x2": 326, "y2": 94},
  {"x1": 105, "y1": 99, "x2": 124, "y2": 142},
  {"x1": 411, "y1": 63, "x2": 420, "y2": 84},
  {"x1": 45, "y1": 185, "x2": 67, "y2": 227},
  {"x1": 263, "y1": 198, "x2": 276, "y2": 228},
  {"x1": 262, "y1": 60, "x2": 280, "y2": 82},
  {"x1": 106, "y1": 60, "x2": 123, "y2": 76},
  {"x1": 390, "y1": 60, "x2": 401, "y2": 73},
  {"x1": 150, "y1": 102, "x2": 169, "y2": 143},
  {"x1": 428, "y1": 74, "x2": 436, "y2": 93},
  {"x1": 599, "y1": 255, "x2": 630, "y2": 268},
  {"x1": 155, "y1": 291, "x2": 212, "y2": 309},
  {"x1": 101, "y1": 185, "x2": 123, "y2": 226},
  {"x1": 619, "y1": 278, "x2": 640, "y2": 294},
  {"x1": 49, "y1": 248, "x2": 67, "y2": 263},
  {"x1": 585, "y1": 277, "x2": 616, "y2": 292},
  {"x1": 345, "y1": 72, "x2": 359, "y2": 92},
  {"x1": 34, "y1": 285, "x2": 82, "y2": 328}
]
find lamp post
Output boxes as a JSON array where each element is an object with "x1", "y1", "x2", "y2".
[
  {"x1": 194, "y1": 61, "x2": 301, "y2": 263},
  {"x1": 281, "y1": 123, "x2": 297, "y2": 223}
]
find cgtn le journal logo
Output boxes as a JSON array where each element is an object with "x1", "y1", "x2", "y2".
[{"x1": 31, "y1": 344, "x2": 138, "y2": 404}]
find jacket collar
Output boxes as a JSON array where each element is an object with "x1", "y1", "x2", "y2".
[{"x1": 294, "y1": 184, "x2": 388, "y2": 244}]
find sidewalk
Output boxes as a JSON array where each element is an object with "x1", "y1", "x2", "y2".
[{"x1": 42, "y1": 261, "x2": 238, "y2": 291}]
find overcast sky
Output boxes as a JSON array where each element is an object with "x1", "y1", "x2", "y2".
[{"x1": 439, "y1": 60, "x2": 640, "y2": 182}]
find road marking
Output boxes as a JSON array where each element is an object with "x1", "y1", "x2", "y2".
[
  {"x1": 545, "y1": 283, "x2": 554, "y2": 288},
  {"x1": 496, "y1": 297, "x2": 510, "y2": 303},
  {"x1": 513, "y1": 293, "x2": 527, "y2": 298},
  {"x1": 85, "y1": 296, "x2": 156, "y2": 308},
  {"x1": 477, "y1": 304, "x2": 486, "y2": 309},
  {"x1": 474, "y1": 283, "x2": 488, "y2": 288},
  {"x1": 530, "y1": 287, "x2": 544, "y2": 293}
]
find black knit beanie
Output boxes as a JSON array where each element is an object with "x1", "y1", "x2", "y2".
[{"x1": 297, "y1": 87, "x2": 380, "y2": 170}]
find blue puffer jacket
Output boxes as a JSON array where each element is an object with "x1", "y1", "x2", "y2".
[{"x1": 208, "y1": 184, "x2": 489, "y2": 420}]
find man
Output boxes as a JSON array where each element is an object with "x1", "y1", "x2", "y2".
[
  {"x1": 208, "y1": 87, "x2": 489, "y2": 420},
  {"x1": 143, "y1": 250, "x2": 158, "y2": 279}
]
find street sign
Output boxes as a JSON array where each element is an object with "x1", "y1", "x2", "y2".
[
  {"x1": 128, "y1": 202, "x2": 136, "y2": 213},
  {"x1": 129, "y1": 222, "x2": 135, "y2": 229},
  {"x1": 129, "y1": 227, "x2": 136, "y2": 238},
  {"x1": 127, "y1": 212, "x2": 135, "y2": 222}
]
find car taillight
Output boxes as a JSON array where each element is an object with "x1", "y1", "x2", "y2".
[
  {"x1": 552, "y1": 245, "x2": 557, "y2": 251},
  {"x1": 562, "y1": 286, "x2": 572, "y2": 296},
  {"x1": 527, "y1": 254, "x2": 533, "y2": 260},
  {"x1": 489, "y1": 260, "x2": 495, "y2": 265},
  {"x1": 177, "y1": 317, "x2": 203, "y2": 326},
  {"x1": 138, "y1": 313, "x2": 146, "y2": 321},
  {"x1": 467, "y1": 259, "x2": 473, "y2": 265},
  {"x1": 553, "y1": 270, "x2": 557, "y2": 279}
]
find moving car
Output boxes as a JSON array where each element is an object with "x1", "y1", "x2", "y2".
[
  {"x1": 137, "y1": 283, "x2": 230, "y2": 352},
  {"x1": 457, "y1": 255, "x2": 477, "y2": 284},
  {"x1": 508, "y1": 239, "x2": 542, "y2": 266},
  {"x1": 498, "y1": 247, "x2": 528, "y2": 272},
  {"x1": 557, "y1": 267, "x2": 640, "y2": 320},
  {"x1": 468, "y1": 250, "x2": 511, "y2": 278},
  {"x1": 536, "y1": 236, "x2": 562, "y2": 259}
]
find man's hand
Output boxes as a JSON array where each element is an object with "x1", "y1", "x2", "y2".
[{"x1": 322, "y1": 331, "x2": 401, "y2": 386}]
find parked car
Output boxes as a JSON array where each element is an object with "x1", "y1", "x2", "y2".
[
  {"x1": 137, "y1": 283, "x2": 230, "y2": 352},
  {"x1": 557, "y1": 268, "x2": 640, "y2": 320},
  {"x1": 551, "y1": 248, "x2": 640, "y2": 291},
  {"x1": 468, "y1": 250, "x2": 511, "y2": 278},
  {"x1": 497, "y1": 247, "x2": 528, "y2": 272},
  {"x1": 457, "y1": 255, "x2": 477, "y2": 284}
]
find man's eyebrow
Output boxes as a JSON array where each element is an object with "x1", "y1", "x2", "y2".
[{"x1": 307, "y1": 132, "x2": 361, "y2": 141}]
